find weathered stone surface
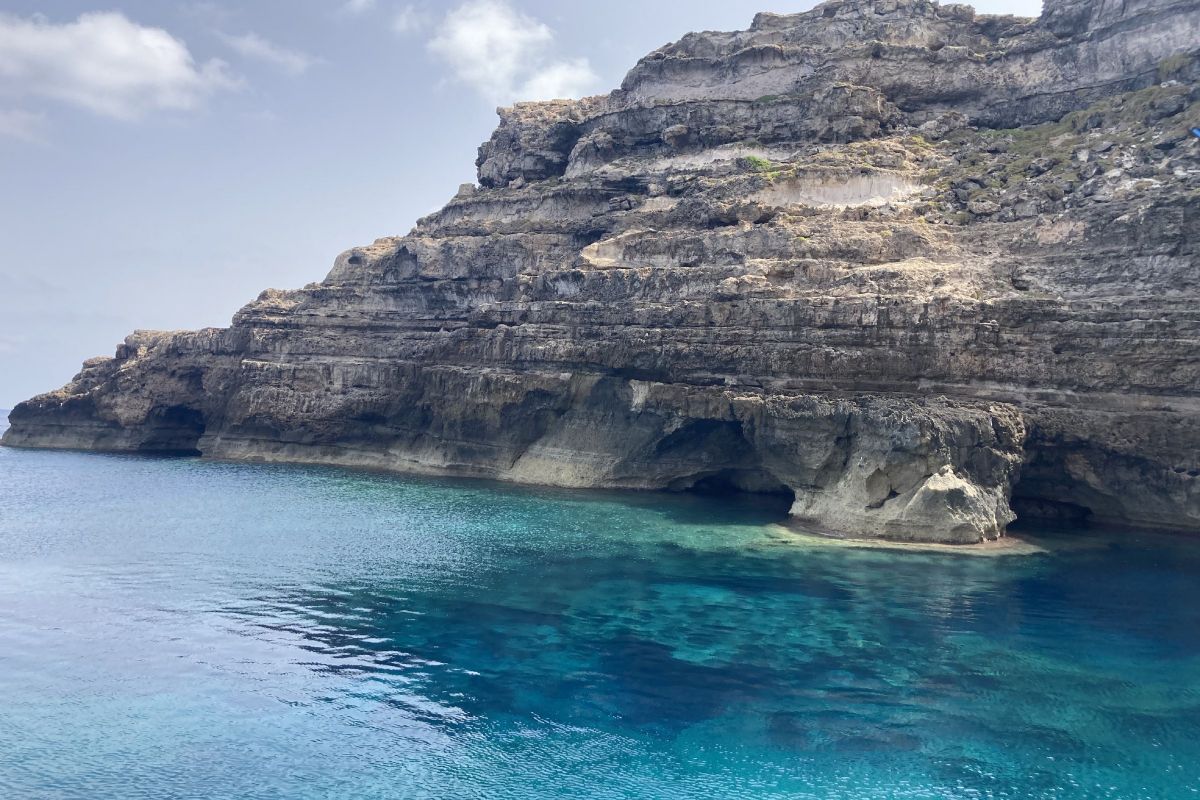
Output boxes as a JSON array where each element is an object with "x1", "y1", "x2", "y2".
[{"x1": 5, "y1": 0, "x2": 1199, "y2": 542}]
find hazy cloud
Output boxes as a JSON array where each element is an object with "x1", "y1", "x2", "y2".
[
  {"x1": 0, "y1": 108, "x2": 46, "y2": 142},
  {"x1": 0, "y1": 11, "x2": 238, "y2": 120},
  {"x1": 181, "y1": 1, "x2": 239, "y2": 27},
  {"x1": 343, "y1": 0, "x2": 377, "y2": 14},
  {"x1": 427, "y1": 0, "x2": 598, "y2": 104},
  {"x1": 393, "y1": 5, "x2": 432, "y2": 35},
  {"x1": 220, "y1": 32, "x2": 316, "y2": 76}
]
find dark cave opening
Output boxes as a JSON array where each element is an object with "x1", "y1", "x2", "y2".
[
  {"x1": 652, "y1": 419, "x2": 796, "y2": 515},
  {"x1": 672, "y1": 468, "x2": 796, "y2": 516},
  {"x1": 138, "y1": 405, "x2": 207, "y2": 456},
  {"x1": 1008, "y1": 443, "x2": 1109, "y2": 532},
  {"x1": 1009, "y1": 463, "x2": 1101, "y2": 533},
  {"x1": 688, "y1": 468, "x2": 793, "y2": 497},
  {"x1": 1010, "y1": 495, "x2": 1094, "y2": 529}
]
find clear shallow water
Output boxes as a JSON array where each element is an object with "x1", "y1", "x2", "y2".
[{"x1": 1, "y1": 440, "x2": 1199, "y2": 799}]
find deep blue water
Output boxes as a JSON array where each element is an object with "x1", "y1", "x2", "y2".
[{"x1": 2, "y1": 434, "x2": 1199, "y2": 799}]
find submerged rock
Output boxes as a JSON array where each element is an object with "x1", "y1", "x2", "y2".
[{"x1": 5, "y1": 0, "x2": 1199, "y2": 542}]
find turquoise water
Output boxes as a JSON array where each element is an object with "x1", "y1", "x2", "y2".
[{"x1": 1, "y1": 438, "x2": 1199, "y2": 799}]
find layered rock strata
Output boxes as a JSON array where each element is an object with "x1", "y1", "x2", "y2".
[{"x1": 5, "y1": 0, "x2": 1199, "y2": 542}]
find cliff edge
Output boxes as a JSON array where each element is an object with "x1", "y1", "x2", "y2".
[{"x1": 5, "y1": 0, "x2": 1199, "y2": 543}]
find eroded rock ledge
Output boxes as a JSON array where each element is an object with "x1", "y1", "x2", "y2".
[{"x1": 5, "y1": 0, "x2": 1199, "y2": 543}]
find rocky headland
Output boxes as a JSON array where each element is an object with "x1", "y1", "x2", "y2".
[{"x1": 5, "y1": 0, "x2": 1198, "y2": 543}]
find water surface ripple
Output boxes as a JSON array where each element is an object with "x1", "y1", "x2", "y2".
[{"x1": 1, "y1": 443, "x2": 1198, "y2": 799}]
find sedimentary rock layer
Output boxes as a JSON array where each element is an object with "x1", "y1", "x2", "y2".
[{"x1": 5, "y1": 0, "x2": 1199, "y2": 542}]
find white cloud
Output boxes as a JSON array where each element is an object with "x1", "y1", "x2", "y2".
[
  {"x1": 0, "y1": 11, "x2": 238, "y2": 120},
  {"x1": 220, "y1": 32, "x2": 316, "y2": 76},
  {"x1": 0, "y1": 108, "x2": 46, "y2": 142},
  {"x1": 343, "y1": 0, "x2": 377, "y2": 14},
  {"x1": 519, "y1": 58, "x2": 597, "y2": 101},
  {"x1": 393, "y1": 5, "x2": 432, "y2": 35},
  {"x1": 427, "y1": 0, "x2": 598, "y2": 104}
]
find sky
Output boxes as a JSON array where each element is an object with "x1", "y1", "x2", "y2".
[{"x1": 0, "y1": 0, "x2": 1043, "y2": 408}]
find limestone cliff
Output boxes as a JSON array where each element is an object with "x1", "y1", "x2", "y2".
[{"x1": 5, "y1": 0, "x2": 1198, "y2": 543}]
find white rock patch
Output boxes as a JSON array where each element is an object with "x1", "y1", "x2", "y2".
[{"x1": 754, "y1": 174, "x2": 921, "y2": 208}]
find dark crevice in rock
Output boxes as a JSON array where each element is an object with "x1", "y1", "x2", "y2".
[
  {"x1": 677, "y1": 468, "x2": 796, "y2": 514},
  {"x1": 1011, "y1": 495, "x2": 1094, "y2": 527},
  {"x1": 654, "y1": 420, "x2": 752, "y2": 461},
  {"x1": 138, "y1": 405, "x2": 206, "y2": 456},
  {"x1": 866, "y1": 489, "x2": 902, "y2": 511},
  {"x1": 653, "y1": 421, "x2": 797, "y2": 511}
]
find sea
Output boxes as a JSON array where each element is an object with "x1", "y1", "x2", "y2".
[{"x1": 2, "y1": 415, "x2": 1198, "y2": 799}]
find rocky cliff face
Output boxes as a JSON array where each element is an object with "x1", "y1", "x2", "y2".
[{"x1": 5, "y1": 0, "x2": 1198, "y2": 543}]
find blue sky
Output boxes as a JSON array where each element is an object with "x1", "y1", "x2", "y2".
[{"x1": 0, "y1": 0, "x2": 1042, "y2": 408}]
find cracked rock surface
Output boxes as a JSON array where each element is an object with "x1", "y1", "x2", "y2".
[{"x1": 5, "y1": 0, "x2": 1199, "y2": 542}]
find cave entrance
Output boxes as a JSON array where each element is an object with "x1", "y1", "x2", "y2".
[
  {"x1": 1009, "y1": 445, "x2": 1102, "y2": 532},
  {"x1": 653, "y1": 419, "x2": 796, "y2": 517},
  {"x1": 1010, "y1": 495, "x2": 1094, "y2": 529},
  {"x1": 686, "y1": 468, "x2": 794, "y2": 498},
  {"x1": 669, "y1": 468, "x2": 796, "y2": 517},
  {"x1": 1009, "y1": 462, "x2": 1108, "y2": 536},
  {"x1": 138, "y1": 405, "x2": 206, "y2": 456}
]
